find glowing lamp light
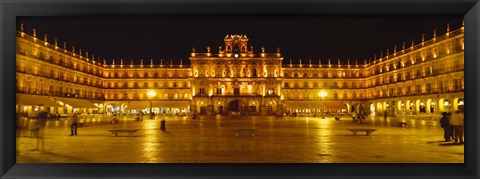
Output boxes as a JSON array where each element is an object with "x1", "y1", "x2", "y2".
[
  {"x1": 147, "y1": 90, "x2": 157, "y2": 98},
  {"x1": 318, "y1": 91, "x2": 327, "y2": 98},
  {"x1": 431, "y1": 102, "x2": 435, "y2": 105},
  {"x1": 234, "y1": 54, "x2": 239, "y2": 58},
  {"x1": 444, "y1": 101, "x2": 449, "y2": 106}
]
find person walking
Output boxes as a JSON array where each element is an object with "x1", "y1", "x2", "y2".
[
  {"x1": 439, "y1": 112, "x2": 452, "y2": 141},
  {"x1": 70, "y1": 113, "x2": 79, "y2": 136},
  {"x1": 352, "y1": 111, "x2": 357, "y2": 123},
  {"x1": 450, "y1": 110, "x2": 464, "y2": 144},
  {"x1": 31, "y1": 111, "x2": 48, "y2": 151},
  {"x1": 447, "y1": 112, "x2": 455, "y2": 142},
  {"x1": 160, "y1": 115, "x2": 166, "y2": 131}
]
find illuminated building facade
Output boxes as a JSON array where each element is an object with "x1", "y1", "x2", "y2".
[{"x1": 15, "y1": 23, "x2": 464, "y2": 116}]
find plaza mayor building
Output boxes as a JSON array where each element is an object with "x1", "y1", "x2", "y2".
[{"x1": 15, "y1": 23, "x2": 464, "y2": 117}]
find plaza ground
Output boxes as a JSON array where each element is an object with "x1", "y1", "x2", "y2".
[{"x1": 16, "y1": 115, "x2": 464, "y2": 163}]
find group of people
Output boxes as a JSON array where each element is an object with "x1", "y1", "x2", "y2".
[
  {"x1": 352, "y1": 111, "x2": 367, "y2": 124},
  {"x1": 15, "y1": 111, "x2": 49, "y2": 151},
  {"x1": 17, "y1": 112, "x2": 63, "y2": 120},
  {"x1": 439, "y1": 110, "x2": 464, "y2": 144}
]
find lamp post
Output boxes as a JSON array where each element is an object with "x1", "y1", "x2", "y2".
[
  {"x1": 147, "y1": 90, "x2": 157, "y2": 119},
  {"x1": 318, "y1": 90, "x2": 327, "y2": 117}
]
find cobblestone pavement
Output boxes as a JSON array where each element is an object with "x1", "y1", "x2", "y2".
[{"x1": 16, "y1": 115, "x2": 464, "y2": 163}]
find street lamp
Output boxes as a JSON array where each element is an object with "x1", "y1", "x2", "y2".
[
  {"x1": 318, "y1": 90, "x2": 327, "y2": 116},
  {"x1": 147, "y1": 90, "x2": 157, "y2": 119}
]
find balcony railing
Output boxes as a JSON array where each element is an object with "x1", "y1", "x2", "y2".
[
  {"x1": 367, "y1": 86, "x2": 463, "y2": 99},
  {"x1": 16, "y1": 87, "x2": 98, "y2": 100}
]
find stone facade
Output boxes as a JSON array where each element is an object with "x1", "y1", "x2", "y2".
[{"x1": 15, "y1": 24, "x2": 464, "y2": 116}]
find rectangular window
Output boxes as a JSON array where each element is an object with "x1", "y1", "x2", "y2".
[
  {"x1": 200, "y1": 88, "x2": 205, "y2": 95},
  {"x1": 234, "y1": 88, "x2": 240, "y2": 95},
  {"x1": 49, "y1": 85, "x2": 53, "y2": 95},
  {"x1": 267, "y1": 89, "x2": 274, "y2": 95},
  {"x1": 284, "y1": 82, "x2": 289, "y2": 88},
  {"x1": 252, "y1": 69, "x2": 257, "y2": 77},
  {"x1": 216, "y1": 88, "x2": 222, "y2": 94}
]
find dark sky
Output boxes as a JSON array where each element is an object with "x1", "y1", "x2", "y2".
[{"x1": 17, "y1": 16, "x2": 463, "y2": 64}]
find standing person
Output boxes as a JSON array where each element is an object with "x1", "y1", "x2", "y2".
[
  {"x1": 352, "y1": 111, "x2": 357, "y2": 123},
  {"x1": 192, "y1": 112, "x2": 197, "y2": 120},
  {"x1": 70, "y1": 113, "x2": 79, "y2": 136},
  {"x1": 31, "y1": 111, "x2": 48, "y2": 151},
  {"x1": 384, "y1": 111, "x2": 388, "y2": 120},
  {"x1": 450, "y1": 110, "x2": 464, "y2": 144},
  {"x1": 439, "y1": 112, "x2": 452, "y2": 141},
  {"x1": 160, "y1": 115, "x2": 166, "y2": 131},
  {"x1": 447, "y1": 112, "x2": 455, "y2": 142}
]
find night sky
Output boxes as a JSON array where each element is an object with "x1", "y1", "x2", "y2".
[{"x1": 17, "y1": 16, "x2": 463, "y2": 64}]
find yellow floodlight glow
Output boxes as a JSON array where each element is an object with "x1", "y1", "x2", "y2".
[
  {"x1": 147, "y1": 90, "x2": 157, "y2": 98},
  {"x1": 318, "y1": 90, "x2": 327, "y2": 98}
]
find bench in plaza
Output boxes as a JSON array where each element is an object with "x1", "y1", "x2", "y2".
[
  {"x1": 107, "y1": 129, "x2": 139, "y2": 137},
  {"x1": 347, "y1": 128, "x2": 376, "y2": 136},
  {"x1": 395, "y1": 122, "x2": 409, "y2": 127},
  {"x1": 231, "y1": 112, "x2": 241, "y2": 118},
  {"x1": 233, "y1": 129, "x2": 256, "y2": 137}
]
